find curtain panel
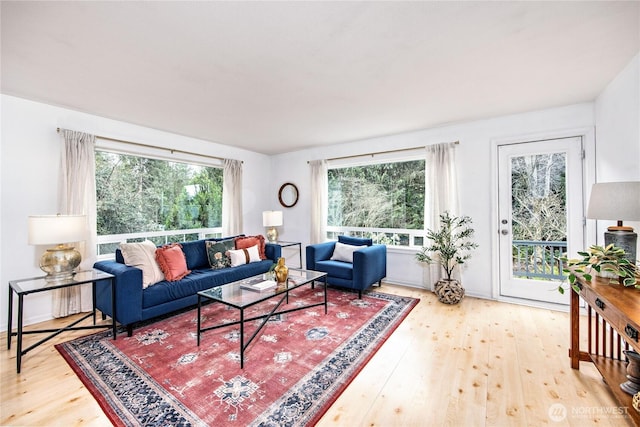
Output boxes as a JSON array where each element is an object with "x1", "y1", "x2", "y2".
[
  {"x1": 222, "y1": 159, "x2": 243, "y2": 236},
  {"x1": 55, "y1": 129, "x2": 97, "y2": 317},
  {"x1": 423, "y1": 142, "x2": 460, "y2": 290},
  {"x1": 309, "y1": 159, "x2": 328, "y2": 244}
]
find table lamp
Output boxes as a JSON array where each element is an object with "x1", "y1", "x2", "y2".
[
  {"x1": 28, "y1": 214, "x2": 87, "y2": 282},
  {"x1": 586, "y1": 181, "x2": 640, "y2": 263},
  {"x1": 262, "y1": 210, "x2": 283, "y2": 243}
]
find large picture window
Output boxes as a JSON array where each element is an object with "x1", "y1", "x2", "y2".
[
  {"x1": 327, "y1": 159, "x2": 425, "y2": 247},
  {"x1": 95, "y1": 150, "x2": 223, "y2": 256}
]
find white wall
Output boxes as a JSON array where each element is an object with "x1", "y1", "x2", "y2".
[
  {"x1": 271, "y1": 103, "x2": 596, "y2": 299},
  {"x1": 594, "y1": 53, "x2": 640, "y2": 243},
  {"x1": 1, "y1": 52, "x2": 637, "y2": 329},
  {"x1": 0, "y1": 95, "x2": 271, "y2": 330}
]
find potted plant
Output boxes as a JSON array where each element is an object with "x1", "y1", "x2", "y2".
[
  {"x1": 558, "y1": 243, "x2": 639, "y2": 294},
  {"x1": 415, "y1": 211, "x2": 478, "y2": 304}
]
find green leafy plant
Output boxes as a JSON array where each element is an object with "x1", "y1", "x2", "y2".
[
  {"x1": 557, "y1": 244, "x2": 639, "y2": 294},
  {"x1": 415, "y1": 211, "x2": 478, "y2": 280}
]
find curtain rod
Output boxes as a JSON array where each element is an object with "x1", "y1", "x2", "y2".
[
  {"x1": 56, "y1": 128, "x2": 239, "y2": 163},
  {"x1": 307, "y1": 141, "x2": 459, "y2": 164}
]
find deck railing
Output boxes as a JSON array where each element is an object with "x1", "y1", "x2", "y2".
[
  {"x1": 97, "y1": 228, "x2": 567, "y2": 281},
  {"x1": 512, "y1": 240, "x2": 567, "y2": 280},
  {"x1": 96, "y1": 227, "x2": 223, "y2": 259}
]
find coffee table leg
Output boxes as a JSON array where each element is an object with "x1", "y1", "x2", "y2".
[
  {"x1": 323, "y1": 276, "x2": 328, "y2": 314},
  {"x1": 197, "y1": 295, "x2": 202, "y2": 346},
  {"x1": 240, "y1": 308, "x2": 244, "y2": 369}
]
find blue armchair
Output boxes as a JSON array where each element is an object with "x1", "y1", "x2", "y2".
[{"x1": 306, "y1": 235, "x2": 387, "y2": 298}]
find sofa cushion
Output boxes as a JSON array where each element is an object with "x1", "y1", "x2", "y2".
[
  {"x1": 156, "y1": 243, "x2": 191, "y2": 281},
  {"x1": 314, "y1": 260, "x2": 354, "y2": 280},
  {"x1": 330, "y1": 241, "x2": 366, "y2": 263},
  {"x1": 235, "y1": 235, "x2": 266, "y2": 260},
  {"x1": 142, "y1": 260, "x2": 274, "y2": 308},
  {"x1": 229, "y1": 244, "x2": 261, "y2": 266},
  {"x1": 338, "y1": 235, "x2": 373, "y2": 247},
  {"x1": 206, "y1": 239, "x2": 234, "y2": 269},
  {"x1": 119, "y1": 240, "x2": 165, "y2": 288}
]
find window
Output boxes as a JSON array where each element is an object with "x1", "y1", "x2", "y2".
[
  {"x1": 95, "y1": 150, "x2": 223, "y2": 256},
  {"x1": 327, "y1": 159, "x2": 425, "y2": 247}
]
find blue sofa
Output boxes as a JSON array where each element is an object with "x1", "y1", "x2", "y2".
[
  {"x1": 94, "y1": 237, "x2": 281, "y2": 336},
  {"x1": 306, "y1": 235, "x2": 386, "y2": 298}
]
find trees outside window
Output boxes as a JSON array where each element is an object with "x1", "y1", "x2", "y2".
[
  {"x1": 95, "y1": 151, "x2": 222, "y2": 254},
  {"x1": 327, "y1": 160, "x2": 425, "y2": 246}
]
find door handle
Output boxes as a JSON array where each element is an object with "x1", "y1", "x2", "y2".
[{"x1": 501, "y1": 229, "x2": 509, "y2": 235}]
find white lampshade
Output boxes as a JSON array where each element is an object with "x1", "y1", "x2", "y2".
[
  {"x1": 587, "y1": 182, "x2": 640, "y2": 222},
  {"x1": 262, "y1": 211, "x2": 283, "y2": 227},
  {"x1": 28, "y1": 215, "x2": 87, "y2": 245}
]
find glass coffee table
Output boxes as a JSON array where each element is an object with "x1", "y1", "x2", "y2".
[{"x1": 197, "y1": 268, "x2": 328, "y2": 368}]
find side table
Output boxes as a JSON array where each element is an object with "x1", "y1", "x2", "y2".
[
  {"x1": 7, "y1": 269, "x2": 116, "y2": 373},
  {"x1": 274, "y1": 241, "x2": 302, "y2": 268}
]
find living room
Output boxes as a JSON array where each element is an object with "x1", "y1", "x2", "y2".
[{"x1": 1, "y1": 1, "x2": 639, "y2": 426}]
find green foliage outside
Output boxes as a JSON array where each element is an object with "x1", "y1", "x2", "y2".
[
  {"x1": 95, "y1": 151, "x2": 223, "y2": 236},
  {"x1": 510, "y1": 152, "x2": 567, "y2": 280},
  {"x1": 511, "y1": 153, "x2": 567, "y2": 242},
  {"x1": 328, "y1": 160, "x2": 425, "y2": 230}
]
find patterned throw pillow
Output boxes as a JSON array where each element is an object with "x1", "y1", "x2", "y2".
[
  {"x1": 206, "y1": 239, "x2": 234, "y2": 269},
  {"x1": 155, "y1": 243, "x2": 191, "y2": 281}
]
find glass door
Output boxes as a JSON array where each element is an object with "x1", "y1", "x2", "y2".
[{"x1": 498, "y1": 137, "x2": 584, "y2": 305}]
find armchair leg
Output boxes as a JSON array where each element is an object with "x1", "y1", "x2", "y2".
[
  {"x1": 358, "y1": 290, "x2": 362, "y2": 299},
  {"x1": 127, "y1": 324, "x2": 133, "y2": 337},
  {"x1": 378, "y1": 280, "x2": 382, "y2": 287}
]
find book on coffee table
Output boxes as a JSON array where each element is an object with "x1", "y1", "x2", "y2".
[{"x1": 240, "y1": 280, "x2": 277, "y2": 292}]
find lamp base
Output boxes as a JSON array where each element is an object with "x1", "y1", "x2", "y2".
[
  {"x1": 266, "y1": 227, "x2": 278, "y2": 243},
  {"x1": 40, "y1": 245, "x2": 81, "y2": 283},
  {"x1": 605, "y1": 229, "x2": 638, "y2": 264}
]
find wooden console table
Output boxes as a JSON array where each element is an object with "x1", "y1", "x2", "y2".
[{"x1": 570, "y1": 274, "x2": 640, "y2": 426}]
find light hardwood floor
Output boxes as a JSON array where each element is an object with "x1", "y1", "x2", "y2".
[{"x1": 0, "y1": 284, "x2": 632, "y2": 426}]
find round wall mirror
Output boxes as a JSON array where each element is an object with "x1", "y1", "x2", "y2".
[{"x1": 278, "y1": 182, "x2": 299, "y2": 208}]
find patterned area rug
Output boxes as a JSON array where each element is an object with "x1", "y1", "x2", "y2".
[{"x1": 56, "y1": 287, "x2": 418, "y2": 426}]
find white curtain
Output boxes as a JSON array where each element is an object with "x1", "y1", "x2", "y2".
[
  {"x1": 222, "y1": 159, "x2": 243, "y2": 236},
  {"x1": 54, "y1": 129, "x2": 97, "y2": 317},
  {"x1": 309, "y1": 159, "x2": 328, "y2": 244},
  {"x1": 424, "y1": 142, "x2": 459, "y2": 290}
]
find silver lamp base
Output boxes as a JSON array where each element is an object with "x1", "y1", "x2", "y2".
[
  {"x1": 605, "y1": 230, "x2": 638, "y2": 264},
  {"x1": 40, "y1": 244, "x2": 81, "y2": 283}
]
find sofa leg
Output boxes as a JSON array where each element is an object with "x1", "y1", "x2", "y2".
[
  {"x1": 378, "y1": 280, "x2": 382, "y2": 287},
  {"x1": 127, "y1": 325, "x2": 133, "y2": 337},
  {"x1": 358, "y1": 290, "x2": 362, "y2": 299},
  {"x1": 102, "y1": 312, "x2": 107, "y2": 320}
]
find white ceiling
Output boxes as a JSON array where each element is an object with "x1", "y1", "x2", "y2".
[{"x1": 2, "y1": 1, "x2": 639, "y2": 155}]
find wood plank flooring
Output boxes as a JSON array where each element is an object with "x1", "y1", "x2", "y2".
[{"x1": 0, "y1": 284, "x2": 632, "y2": 426}]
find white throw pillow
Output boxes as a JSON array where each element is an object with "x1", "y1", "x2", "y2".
[
  {"x1": 119, "y1": 240, "x2": 165, "y2": 288},
  {"x1": 228, "y1": 244, "x2": 262, "y2": 267},
  {"x1": 330, "y1": 241, "x2": 366, "y2": 263}
]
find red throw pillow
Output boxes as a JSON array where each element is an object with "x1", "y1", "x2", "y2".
[
  {"x1": 235, "y1": 235, "x2": 266, "y2": 260},
  {"x1": 155, "y1": 243, "x2": 191, "y2": 281}
]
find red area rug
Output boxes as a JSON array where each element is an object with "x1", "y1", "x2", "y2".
[{"x1": 56, "y1": 287, "x2": 418, "y2": 426}]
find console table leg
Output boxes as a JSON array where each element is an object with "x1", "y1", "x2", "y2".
[{"x1": 570, "y1": 287, "x2": 580, "y2": 370}]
